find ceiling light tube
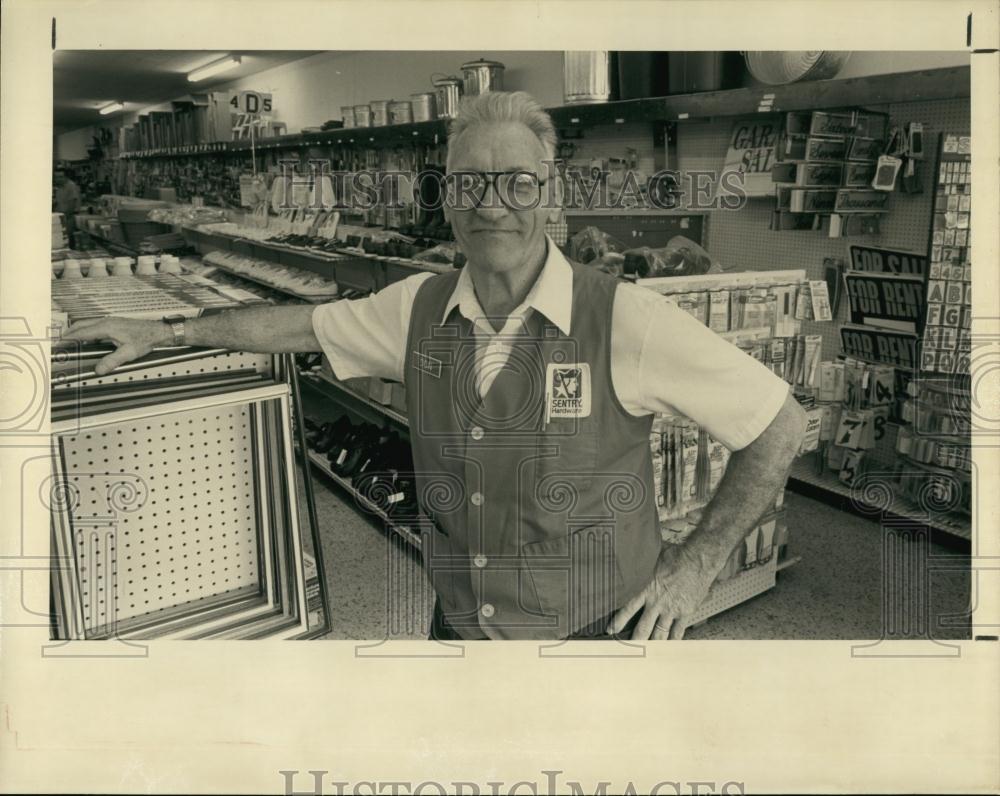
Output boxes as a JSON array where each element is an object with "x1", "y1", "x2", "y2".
[
  {"x1": 187, "y1": 55, "x2": 242, "y2": 82},
  {"x1": 99, "y1": 101, "x2": 125, "y2": 115}
]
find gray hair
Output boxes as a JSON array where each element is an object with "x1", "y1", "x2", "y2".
[{"x1": 446, "y1": 91, "x2": 557, "y2": 169}]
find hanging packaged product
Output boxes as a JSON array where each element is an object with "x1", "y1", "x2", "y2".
[
  {"x1": 708, "y1": 290, "x2": 731, "y2": 333},
  {"x1": 800, "y1": 407, "x2": 824, "y2": 453},
  {"x1": 818, "y1": 361, "x2": 846, "y2": 402}
]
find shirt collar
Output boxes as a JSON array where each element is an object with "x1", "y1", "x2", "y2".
[{"x1": 439, "y1": 235, "x2": 573, "y2": 336}]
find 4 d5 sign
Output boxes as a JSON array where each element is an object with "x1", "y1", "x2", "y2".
[{"x1": 230, "y1": 90, "x2": 273, "y2": 116}]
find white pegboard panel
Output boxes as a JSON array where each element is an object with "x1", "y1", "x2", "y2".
[
  {"x1": 675, "y1": 98, "x2": 971, "y2": 362},
  {"x1": 691, "y1": 555, "x2": 777, "y2": 625},
  {"x1": 52, "y1": 351, "x2": 272, "y2": 392},
  {"x1": 60, "y1": 403, "x2": 264, "y2": 633}
]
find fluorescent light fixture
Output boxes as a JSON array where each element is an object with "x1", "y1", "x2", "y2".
[
  {"x1": 99, "y1": 101, "x2": 125, "y2": 115},
  {"x1": 187, "y1": 55, "x2": 242, "y2": 82}
]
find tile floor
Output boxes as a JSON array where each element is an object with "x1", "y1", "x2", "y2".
[{"x1": 297, "y1": 470, "x2": 971, "y2": 641}]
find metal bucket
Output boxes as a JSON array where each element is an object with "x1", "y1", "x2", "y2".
[
  {"x1": 563, "y1": 51, "x2": 611, "y2": 104},
  {"x1": 353, "y1": 104, "x2": 372, "y2": 127},
  {"x1": 370, "y1": 100, "x2": 391, "y2": 127},
  {"x1": 433, "y1": 76, "x2": 463, "y2": 118},
  {"x1": 461, "y1": 58, "x2": 505, "y2": 96},
  {"x1": 389, "y1": 100, "x2": 413, "y2": 125},
  {"x1": 410, "y1": 92, "x2": 437, "y2": 122}
]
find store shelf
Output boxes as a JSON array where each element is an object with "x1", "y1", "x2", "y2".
[
  {"x1": 552, "y1": 66, "x2": 969, "y2": 126},
  {"x1": 299, "y1": 373, "x2": 409, "y2": 433},
  {"x1": 304, "y1": 449, "x2": 422, "y2": 550},
  {"x1": 204, "y1": 258, "x2": 337, "y2": 303},
  {"x1": 563, "y1": 208, "x2": 706, "y2": 217},
  {"x1": 85, "y1": 231, "x2": 139, "y2": 257},
  {"x1": 316, "y1": 372, "x2": 408, "y2": 427},
  {"x1": 119, "y1": 66, "x2": 969, "y2": 160},
  {"x1": 787, "y1": 456, "x2": 971, "y2": 546},
  {"x1": 120, "y1": 119, "x2": 449, "y2": 159}
]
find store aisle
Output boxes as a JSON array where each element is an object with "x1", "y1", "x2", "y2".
[{"x1": 299, "y1": 472, "x2": 970, "y2": 641}]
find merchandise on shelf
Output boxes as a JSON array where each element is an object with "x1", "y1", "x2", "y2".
[
  {"x1": 921, "y1": 131, "x2": 972, "y2": 375},
  {"x1": 201, "y1": 250, "x2": 340, "y2": 300},
  {"x1": 147, "y1": 204, "x2": 229, "y2": 227}
]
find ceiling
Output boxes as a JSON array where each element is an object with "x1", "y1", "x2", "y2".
[{"x1": 53, "y1": 50, "x2": 320, "y2": 132}]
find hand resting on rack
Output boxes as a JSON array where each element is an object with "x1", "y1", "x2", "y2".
[{"x1": 57, "y1": 305, "x2": 323, "y2": 376}]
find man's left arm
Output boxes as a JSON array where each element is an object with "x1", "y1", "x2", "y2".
[
  {"x1": 608, "y1": 285, "x2": 808, "y2": 640},
  {"x1": 609, "y1": 391, "x2": 806, "y2": 639}
]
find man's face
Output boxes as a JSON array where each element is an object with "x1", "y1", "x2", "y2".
[{"x1": 445, "y1": 122, "x2": 556, "y2": 275}]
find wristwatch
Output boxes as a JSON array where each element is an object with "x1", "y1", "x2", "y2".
[{"x1": 164, "y1": 314, "x2": 186, "y2": 347}]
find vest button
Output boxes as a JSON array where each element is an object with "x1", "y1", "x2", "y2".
[
  {"x1": 470, "y1": 426, "x2": 485, "y2": 441},
  {"x1": 473, "y1": 554, "x2": 488, "y2": 568},
  {"x1": 480, "y1": 603, "x2": 495, "y2": 618},
  {"x1": 470, "y1": 492, "x2": 484, "y2": 506}
]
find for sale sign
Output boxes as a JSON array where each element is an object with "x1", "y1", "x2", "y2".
[
  {"x1": 848, "y1": 245, "x2": 927, "y2": 276},
  {"x1": 723, "y1": 116, "x2": 780, "y2": 197}
]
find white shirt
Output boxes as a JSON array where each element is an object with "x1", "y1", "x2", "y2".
[{"x1": 312, "y1": 238, "x2": 790, "y2": 451}]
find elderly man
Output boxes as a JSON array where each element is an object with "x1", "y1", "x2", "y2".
[{"x1": 63, "y1": 91, "x2": 806, "y2": 642}]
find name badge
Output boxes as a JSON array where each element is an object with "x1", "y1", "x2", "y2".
[
  {"x1": 413, "y1": 351, "x2": 442, "y2": 378},
  {"x1": 545, "y1": 362, "x2": 591, "y2": 424}
]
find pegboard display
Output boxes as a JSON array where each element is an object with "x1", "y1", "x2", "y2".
[
  {"x1": 564, "y1": 212, "x2": 707, "y2": 249},
  {"x1": 556, "y1": 121, "x2": 661, "y2": 179},
  {"x1": 675, "y1": 98, "x2": 971, "y2": 363},
  {"x1": 52, "y1": 350, "x2": 273, "y2": 392},
  {"x1": 57, "y1": 402, "x2": 265, "y2": 634},
  {"x1": 691, "y1": 554, "x2": 777, "y2": 625},
  {"x1": 49, "y1": 341, "x2": 329, "y2": 639}
]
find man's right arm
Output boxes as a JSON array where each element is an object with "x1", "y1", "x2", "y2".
[
  {"x1": 59, "y1": 271, "x2": 433, "y2": 378},
  {"x1": 61, "y1": 305, "x2": 321, "y2": 376}
]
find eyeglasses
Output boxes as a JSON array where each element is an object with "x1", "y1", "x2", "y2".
[{"x1": 444, "y1": 170, "x2": 548, "y2": 211}]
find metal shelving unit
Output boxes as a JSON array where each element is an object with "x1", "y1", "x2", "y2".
[
  {"x1": 787, "y1": 456, "x2": 970, "y2": 547},
  {"x1": 305, "y1": 449, "x2": 422, "y2": 550},
  {"x1": 118, "y1": 66, "x2": 969, "y2": 160},
  {"x1": 299, "y1": 372, "x2": 407, "y2": 432},
  {"x1": 310, "y1": 372, "x2": 408, "y2": 428}
]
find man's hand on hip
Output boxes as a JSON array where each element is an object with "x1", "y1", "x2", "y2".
[
  {"x1": 607, "y1": 544, "x2": 716, "y2": 640},
  {"x1": 59, "y1": 317, "x2": 172, "y2": 375}
]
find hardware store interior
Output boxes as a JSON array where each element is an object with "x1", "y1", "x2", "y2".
[{"x1": 51, "y1": 49, "x2": 974, "y2": 641}]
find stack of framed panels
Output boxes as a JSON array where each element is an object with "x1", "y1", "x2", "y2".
[{"x1": 50, "y1": 347, "x2": 329, "y2": 640}]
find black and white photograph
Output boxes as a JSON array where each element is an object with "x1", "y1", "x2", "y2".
[
  {"x1": 2, "y1": 1, "x2": 998, "y2": 794},
  {"x1": 47, "y1": 46, "x2": 976, "y2": 642}
]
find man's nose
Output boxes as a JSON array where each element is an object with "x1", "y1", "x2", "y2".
[{"x1": 473, "y1": 180, "x2": 510, "y2": 221}]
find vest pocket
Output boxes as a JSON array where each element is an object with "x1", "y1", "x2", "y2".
[
  {"x1": 532, "y1": 423, "x2": 600, "y2": 511},
  {"x1": 521, "y1": 524, "x2": 627, "y2": 633}
]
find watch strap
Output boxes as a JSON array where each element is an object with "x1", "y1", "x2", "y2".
[{"x1": 164, "y1": 315, "x2": 186, "y2": 346}]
